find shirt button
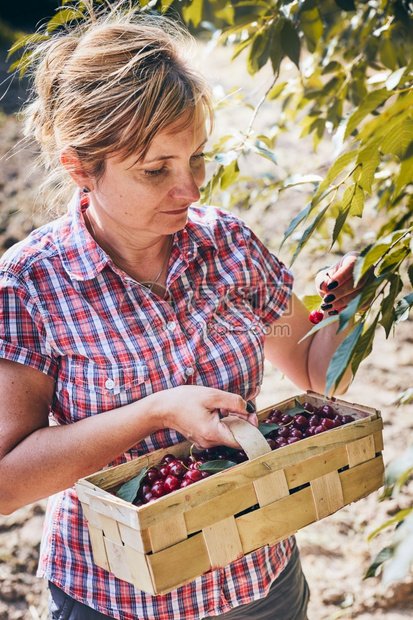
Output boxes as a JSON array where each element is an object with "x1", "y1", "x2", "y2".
[
  {"x1": 166, "y1": 321, "x2": 177, "y2": 332},
  {"x1": 185, "y1": 367, "x2": 195, "y2": 376},
  {"x1": 105, "y1": 378, "x2": 115, "y2": 390}
]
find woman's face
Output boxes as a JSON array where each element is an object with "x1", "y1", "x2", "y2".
[{"x1": 89, "y1": 113, "x2": 208, "y2": 242}]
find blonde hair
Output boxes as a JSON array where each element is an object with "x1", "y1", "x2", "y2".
[{"x1": 23, "y1": 5, "x2": 213, "y2": 198}]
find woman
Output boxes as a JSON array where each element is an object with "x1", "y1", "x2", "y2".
[{"x1": 0, "y1": 7, "x2": 365, "y2": 620}]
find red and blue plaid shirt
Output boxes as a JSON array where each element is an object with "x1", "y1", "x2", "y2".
[{"x1": 0, "y1": 191, "x2": 294, "y2": 619}]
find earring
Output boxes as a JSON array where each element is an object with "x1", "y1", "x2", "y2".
[{"x1": 82, "y1": 186, "x2": 90, "y2": 193}]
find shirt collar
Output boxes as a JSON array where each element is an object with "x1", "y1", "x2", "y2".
[{"x1": 58, "y1": 191, "x2": 218, "y2": 281}]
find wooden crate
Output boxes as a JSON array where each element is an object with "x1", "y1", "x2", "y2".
[{"x1": 75, "y1": 391, "x2": 384, "y2": 595}]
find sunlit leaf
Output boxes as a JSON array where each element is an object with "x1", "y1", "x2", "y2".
[
  {"x1": 46, "y1": 8, "x2": 84, "y2": 33},
  {"x1": 364, "y1": 547, "x2": 393, "y2": 579},
  {"x1": 344, "y1": 88, "x2": 389, "y2": 140},
  {"x1": 394, "y1": 292, "x2": 413, "y2": 324},
  {"x1": 182, "y1": 0, "x2": 204, "y2": 29}
]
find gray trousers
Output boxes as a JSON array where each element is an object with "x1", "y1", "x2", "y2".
[{"x1": 48, "y1": 544, "x2": 309, "y2": 620}]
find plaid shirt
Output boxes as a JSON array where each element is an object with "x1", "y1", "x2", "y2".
[{"x1": 0, "y1": 191, "x2": 294, "y2": 619}]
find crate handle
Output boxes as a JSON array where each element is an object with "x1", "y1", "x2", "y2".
[{"x1": 222, "y1": 415, "x2": 272, "y2": 460}]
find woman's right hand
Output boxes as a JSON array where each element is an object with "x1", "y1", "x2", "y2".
[{"x1": 151, "y1": 385, "x2": 257, "y2": 450}]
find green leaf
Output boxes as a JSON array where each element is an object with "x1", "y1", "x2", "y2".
[
  {"x1": 281, "y1": 174, "x2": 323, "y2": 189},
  {"x1": 258, "y1": 422, "x2": 280, "y2": 436},
  {"x1": 7, "y1": 33, "x2": 49, "y2": 59},
  {"x1": 380, "y1": 273, "x2": 403, "y2": 337},
  {"x1": 220, "y1": 159, "x2": 240, "y2": 190},
  {"x1": 356, "y1": 143, "x2": 380, "y2": 194},
  {"x1": 344, "y1": 89, "x2": 389, "y2": 140},
  {"x1": 394, "y1": 154, "x2": 413, "y2": 197},
  {"x1": 298, "y1": 315, "x2": 340, "y2": 343},
  {"x1": 268, "y1": 81, "x2": 288, "y2": 100},
  {"x1": 353, "y1": 230, "x2": 410, "y2": 285},
  {"x1": 381, "y1": 117, "x2": 413, "y2": 161},
  {"x1": 301, "y1": 294, "x2": 322, "y2": 312},
  {"x1": 394, "y1": 292, "x2": 413, "y2": 324},
  {"x1": 182, "y1": 0, "x2": 204, "y2": 29},
  {"x1": 280, "y1": 20, "x2": 301, "y2": 68},
  {"x1": 337, "y1": 293, "x2": 363, "y2": 333},
  {"x1": 199, "y1": 459, "x2": 237, "y2": 472},
  {"x1": 351, "y1": 313, "x2": 380, "y2": 376},
  {"x1": 116, "y1": 466, "x2": 148, "y2": 504},
  {"x1": 46, "y1": 8, "x2": 84, "y2": 33},
  {"x1": 380, "y1": 38, "x2": 398, "y2": 71},
  {"x1": 325, "y1": 321, "x2": 364, "y2": 395},
  {"x1": 311, "y1": 151, "x2": 357, "y2": 208},
  {"x1": 299, "y1": 6, "x2": 323, "y2": 52},
  {"x1": 364, "y1": 547, "x2": 393, "y2": 579},
  {"x1": 280, "y1": 202, "x2": 311, "y2": 247},
  {"x1": 290, "y1": 204, "x2": 330, "y2": 265},
  {"x1": 247, "y1": 30, "x2": 271, "y2": 75}
]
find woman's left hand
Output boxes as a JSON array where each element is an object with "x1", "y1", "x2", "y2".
[{"x1": 315, "y1": 251, "x2": 373, "y2": 315}]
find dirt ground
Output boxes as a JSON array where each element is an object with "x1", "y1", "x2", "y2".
[{"x1": 0, "y1": 39, "x2": 412, "y2": 620}]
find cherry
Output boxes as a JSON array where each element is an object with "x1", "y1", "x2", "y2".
[
  {"x1": 145, "y1": 467, "x2": 160, "y2": 484},
  {"x1": 287, "y1": 437, "x2": 301, "y2": 444},
  {"x1": 184, "y1": 469, "x2": 203, "y2": 483},
  {"x1": 275, "y1": 437, "x2": 288, "y2": 448},
  {"x1": 158, "y1": 465, "x2": 169, "y2": 478},
  {"x1": 280, "y1": 413, "x2": 293, "y2": 424},
  {"x1": 162, "y1": 454, "x2": 176, "y2": 465},
  {"x1": 289, "y1": 428, "x2": 304, "y2": 439},
  {"x1": 143, "y1": 491, "x2": 154, "y2": 503},
  {"x1": 180, "y1": 479, "x2": 193, "y2": 488},
  {"x1": 234, "y1": 450, "x2": 248, "y2": 463},
  {"x1": 293, "y1": 415, "x2": 309, "y2": 430},
  {"x1": 138, "y1": 483, "x2": 152, "y2": 499},
  {"x1": 200, "y1": 471, "x2": 211, "y2": 479},
  {"x1": 302, "y1": 402, "x2": 314, "y2": 413},
  {"x1": 168, "y1": 460, "x2": 187, "y2": 478},
  {"x1": 309, "y1": 309, "x2": 324, "y2": 324},
  {"x1": 266, "y1": 438, "x2": 277, "y2": 450},
  {"x1": 277, "y1": 426, "x2": 290, "y2": 438},
  {"x1": 341, "y1": 414, "x2": 355, "y2": 424},
  {"x1": 308, "y1": 414, "x2": 320, "y2": 427},
  {"x1": 164, "y1": 475, "x2": 181, "y2": 493},
  {"x1": 318, "y1": 404, "x2": 335, "y2": 419},
  {"x1": 151, "y1": 480, "x2": 167, "y2": 498}
]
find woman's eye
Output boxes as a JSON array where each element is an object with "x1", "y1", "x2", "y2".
[
  {"x1": 144, "y1": 167, "x2": 166, "y2": 177},
  {"x1": 191, "y1": 153, "x2": 205, "y2": 163}
]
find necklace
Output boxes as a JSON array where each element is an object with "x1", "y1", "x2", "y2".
[{"x1": 84, "y1": 208, "x2": 171, "y2": 291}]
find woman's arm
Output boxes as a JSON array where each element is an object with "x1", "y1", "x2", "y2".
[
  {"x1": 264, "y1": 253, "x2": 367, "y2": 395},
  {"x1": 264, "y1": 292, "x2": 352, "y2": 395},
  {"x1": 0, "y1": 359, "x2": 251, "y2": 515}
]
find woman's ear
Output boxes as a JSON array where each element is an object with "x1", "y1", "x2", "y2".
[{"x1": 60, "y1": 147, "x2": 93, "y2": 192}]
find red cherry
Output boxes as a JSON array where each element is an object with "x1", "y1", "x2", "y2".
[
  {"x1": 168, "y1": 460, "x2": 187, "y2": 478},
  {"x1": 277, "y1": 427, "x2": 290, "y2": 438},
  {"x1": 341, "y1": 414, "x2": 355, "y2": 424},
  {"x1": 234, "y1": 450, "x2": 248, "y2": 463},
  {"x1": 145, "y1": 467, "x2": 160, "y2": 484},
  {"x1": 308, "y1": 414, "x2": 320, "y2": 427},
  {"x1": 162, "y1": 454, "x2": 176, "y2": 464},
  {"x1": 266, "y1": 438, "x2": 277, "y2": 450},
  {"x1": 164, "y1": 475, "x2": 181, "y2": 493},
  {"x1": 143, "y1": 491, "x2": 154, "y2": 503},
  {"x1": 320, "y1": 417, "x2": 336, "y2": 430},
  {"x1": 309, "y1": 309, "x2": 324, "y2": 324},
  {"x1": 185, "y1": 469, "x2": 203, "y2": 482},
  {"x1": 158, "y1": 465, "x2": 169, "y2": 478},
  {"x1": 287, "y1": 437, "x2": 301, "y2": 444},
  {"x1": 289, "y1": 428, "x2": 304, "y2": 439},
  {"x1": 293, "y1": 415, "x2": 309, "y2": 430},
  {"x1": 180, "y1": 479, "x2": 193, "y2": 488},
  {"x1": 302, "y1": 402, "x2": 314, "y2": 413},
  {"x1": 151, "y1": 480, "x2": 166, "y2": 498},
  {"x1": 318, "y1": 404, "x2": 336, "y2": 419}
]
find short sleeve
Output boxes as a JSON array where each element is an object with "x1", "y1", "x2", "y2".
[
  {"x1": 0, "y1": 271, "x2": 58, "y2": 379},
  {"x1": 247, "y1": 230, "x2": 294, "y2": 325}
]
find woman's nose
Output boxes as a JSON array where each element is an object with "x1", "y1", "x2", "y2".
[{"x1": 171, "y1": 169, "x2": 203, "y2": 202}]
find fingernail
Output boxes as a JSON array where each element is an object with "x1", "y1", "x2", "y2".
[
  {"x1": 328, "y1": 310, "x2": 339, "y2": 315},
  {"x1": 246, "y1": 401, "x2": 256, "y2": 413},
  {"x1": 323, "y1": 293, "x2": 336, "y2": 303},
  {"x1": 321, "y1": 303, "x2": 333, "y2": 310},
  {"x1": 327, "y1": 280, "x2": 339, "y2": 290}
]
